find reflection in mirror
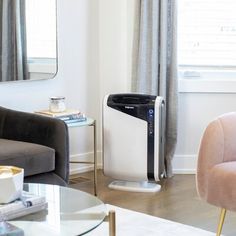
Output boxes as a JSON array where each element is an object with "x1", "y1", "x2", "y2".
[{"x1": 0, "y1": 0, "x2": 57, "y2": 82}]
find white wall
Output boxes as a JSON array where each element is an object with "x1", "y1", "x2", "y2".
[
  {"x1": 57, "y1": 0, "x2": 101, "y2": 173},
  {"x1": 174, "y1": 93, "x2": 236, "y2": 173},
  {"x1": 68, "y1": 0, "x2": 132, "y2": 173},
  {"x1": 99, "y1": 0, "x2": 129, "y2": 97}
]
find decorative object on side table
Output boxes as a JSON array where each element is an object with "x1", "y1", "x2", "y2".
[{"x1": 49, "y1": 96, "x2": 66, "y2": 113}]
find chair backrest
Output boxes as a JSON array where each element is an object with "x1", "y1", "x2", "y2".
[{"x1": 197, "y1": 112, "x2": 236, "y2": 200}]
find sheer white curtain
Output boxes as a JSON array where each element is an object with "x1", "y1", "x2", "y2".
[
  {"x1": 132, "y1": 0, "x2": 178, "y2": 177},
  {"x1": 0, "y1": 0, "x2": 28, "y2": 81}
]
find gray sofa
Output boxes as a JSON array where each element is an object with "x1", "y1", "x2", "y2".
[{"x1": 0, "y1": 106, "x2": 69, "y2": 186}]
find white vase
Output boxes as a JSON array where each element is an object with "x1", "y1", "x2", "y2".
[{"x1": 0, "y1": 166, "x2": 24, "y2": 204}]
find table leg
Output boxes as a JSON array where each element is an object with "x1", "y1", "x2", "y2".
[
  {"x1": 93, "y1": 120, "x2": 97, "y2": 196},
  {"x1": 109, "y1": 210, "x2": 116, "y2": 236}
]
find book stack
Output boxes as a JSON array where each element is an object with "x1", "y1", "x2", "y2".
[
  {"x1": 35, "y1": 109, "x2": 87, "y2": 124},
  {"x1": 0, "y1": 191, "x2": 47, "y2": 221}
]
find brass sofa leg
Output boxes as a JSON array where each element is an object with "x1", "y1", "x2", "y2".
[{"x1": 216, "y1": 208, "x2": 226, "y2": 236}]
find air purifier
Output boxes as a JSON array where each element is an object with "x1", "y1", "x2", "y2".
[{"x1": 103, "y1": 93, "x2": 165, "y2": 192}]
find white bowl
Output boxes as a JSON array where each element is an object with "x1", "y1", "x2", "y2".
[{"x1": 0, "y1": 166, "x2": 24, "y2": 204}]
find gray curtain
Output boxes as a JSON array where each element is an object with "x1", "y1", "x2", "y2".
[
  {"x1": 132, "y1": 0, "x2": 178, "y2": 177},
  {"x1": 0, "y1": 0, "x2": 28, "y2": 82}
]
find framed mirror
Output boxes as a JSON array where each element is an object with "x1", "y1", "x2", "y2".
[{"x1": 0, "y1": 0, "x2": 57, "y2": 82}]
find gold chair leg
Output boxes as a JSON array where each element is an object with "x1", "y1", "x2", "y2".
[
  {"x1": 216, "y1": 208, "x2": 226, "y2": 236},
  {"x1": 109, "y1": 210, "x2": 116, "y2": 236}
]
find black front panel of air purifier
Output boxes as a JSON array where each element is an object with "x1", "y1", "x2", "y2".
[
  {"x1": 107, "y1": 94, "x2": 156, "y2": 181},
  {"x1": 147, "y1": 107, "x2": 155, "y2": 181}
]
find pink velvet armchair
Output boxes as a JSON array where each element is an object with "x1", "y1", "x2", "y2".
[{"x1": 197, "y1": 112, "x2": 236, "y2": 236}]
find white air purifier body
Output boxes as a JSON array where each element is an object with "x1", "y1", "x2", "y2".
[{"x1": 103, "y1": 93, "x2": 165, "y2": 192}]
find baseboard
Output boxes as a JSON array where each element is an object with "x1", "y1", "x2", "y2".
[
  {"x1": 172, "y1": 154, "x2": 197, "y2": 174},
  {"x1": 70, "y1": 152, "x2": 197, "y2": 175}
]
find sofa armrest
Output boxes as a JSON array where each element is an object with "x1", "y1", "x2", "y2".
[{"x1": 0, "y1": 107, "x2": 69, "y2": 183}]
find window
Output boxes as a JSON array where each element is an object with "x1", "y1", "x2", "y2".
[{"x1": 178, "y1": 0, "x2": 236, "y2": 92}]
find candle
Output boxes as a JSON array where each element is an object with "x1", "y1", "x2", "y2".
[
  {"x1": 0, "y1": 168, "x2": 13, "y2": 179},
  {"x1": 49, "y1": 96, "x2": 66, "y2": 113}
]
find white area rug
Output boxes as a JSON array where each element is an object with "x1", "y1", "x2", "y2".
[{"x1": 87, "y1": 204, "x2": 215, "y2": 236}]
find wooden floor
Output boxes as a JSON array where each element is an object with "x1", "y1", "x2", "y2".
[{"x1": 69, "y1": 170, "x2": 236, "y2": 236}]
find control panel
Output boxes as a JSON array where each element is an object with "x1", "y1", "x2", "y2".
[{"x1": 147, "y1": 108, "x2": 154, "y2": 135}]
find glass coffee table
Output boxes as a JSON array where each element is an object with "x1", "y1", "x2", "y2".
[{"x1": 10, "y1": 183, "x2": 107, "y2": 236}]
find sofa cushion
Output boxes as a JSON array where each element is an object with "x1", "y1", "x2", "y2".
[{"x1": 0, "y1": 139, "x2": 55, "y2": 177}]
